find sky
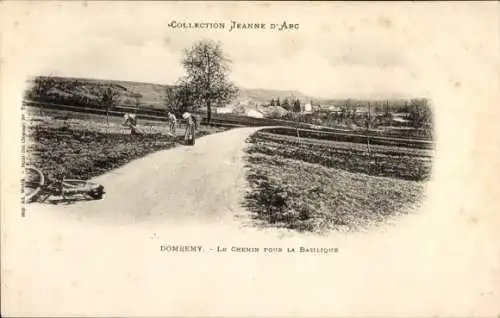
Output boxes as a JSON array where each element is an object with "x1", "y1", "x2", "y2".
[{"x1": 2, "y1": 1, "x2": 496, "y2": 99}]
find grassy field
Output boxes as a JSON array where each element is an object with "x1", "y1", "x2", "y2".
[
  {"x1": 24, "y1": 108, "x2": 228, "y2": 183},
  {"x1": 243, "y1": 131, "x2": 430, "y2": 233}
]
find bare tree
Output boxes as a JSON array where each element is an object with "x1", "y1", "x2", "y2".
[
  {"x1": 99, "y1": 86, "x2": 120, "y2": 134},
  {"x1": 164, "y1": 86, "x2": 177, "y2": 112},
  {"x1": 179, "y1": 39, "x2": 238, "y2": 124}
]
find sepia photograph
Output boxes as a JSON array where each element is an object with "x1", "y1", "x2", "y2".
[
  {"x1": 21, "y1": 39, "x2": 433, "y2": 232},
  {"x1": 2, "y1": 1, "x2": 499, "y2": 317}
]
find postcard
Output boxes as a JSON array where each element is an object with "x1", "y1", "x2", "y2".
[{"x1": 1, "y1": 1, "x2": 499, "y2": 317}]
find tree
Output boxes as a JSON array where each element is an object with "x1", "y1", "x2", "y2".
[
  {"x1": 99, "y1": 86, "x2": 120, "y2": 134},
  {"x1": 408, "y1": 98, "x2": 432, "y2": 130},
  {"x1": 270, "y1": 98, "x2": 275, "y2": 106},
  {"x1": 293, "y1": 99, "x2": 301, "y2": 113},
  {"x1": 165, "y1": 83, "x2": 197, "y2": 115},
  {"x1": 179, "y1": 39, "x2": 238, "y2": 124},
  {"x1": 28, "y1": 76, "x2": 57, "y2": 101},
  {"x1": 276, "y1": 98, "x2": 281, "y2": 106},
  {"x1": 282, "y1": 98, "x2": 291, "y2": 111}
]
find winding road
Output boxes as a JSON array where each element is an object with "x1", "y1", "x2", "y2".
[{"x1": 4, "y1": 128, "x2": 499, "y2": 317}]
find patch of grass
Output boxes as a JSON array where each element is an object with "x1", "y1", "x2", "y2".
[{"x1": 243, "y1": 132, "x2": 429, "y2": 233}]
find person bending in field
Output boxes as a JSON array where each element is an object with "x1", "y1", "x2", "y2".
[
  {"x1": 182, "y1": 112, "x2": 196, "y2": 145},
  {"x1": 123, "y1": 113, "x2": 139, "y2": 135},
  {"x1": 167, "y1": 111, "x2": 177, "y2": 137}
]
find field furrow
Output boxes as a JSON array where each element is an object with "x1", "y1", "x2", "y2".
[{"x1": 243, "y1": 131, "x2": 431, "y2": 233}]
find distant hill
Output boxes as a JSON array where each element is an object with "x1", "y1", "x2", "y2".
[
  {"x1": 26, "y1": 76, "x2": 317, "y2": 110},
  {"x1": 26, "y1": 76, "x2": 174, "y2": 109}
]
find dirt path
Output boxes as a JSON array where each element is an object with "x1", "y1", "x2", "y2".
[
  {"x1": 4, "y1": 128, "x2": 499, "y2": 317},
  {"x1": 26, "y1": 127, "x2": 261, "y2": 226}
]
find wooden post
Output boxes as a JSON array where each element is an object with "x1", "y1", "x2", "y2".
[
  {"x1": 296, "y1": 112, "x2": 301, "y2": 146},
  {"x1": 367, "y1": 102, "x2": 371, "y2": 154}
]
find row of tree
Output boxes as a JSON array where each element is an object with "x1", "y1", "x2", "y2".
[
  {"x1": 268, "y1": 98, "x2": 305, "y2": 113},
  {"x1": 266, "y1": 96, "x2": 432, "y2": 128},
  {"x1": 267, "y1": 98, "x2": 432, "y2": 133}
]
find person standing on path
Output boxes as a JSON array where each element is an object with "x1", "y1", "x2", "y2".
[
  {"x1": 167, "y1": 111, "x2": 177, "y2": 137},
  {"x1": 182, "y1": 112, "x2": 196, "y2": 145}
]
